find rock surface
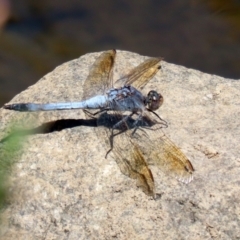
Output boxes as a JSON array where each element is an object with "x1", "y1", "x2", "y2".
[{"x1": 0, "y1": 50, "x2": 240, "y2": 239}]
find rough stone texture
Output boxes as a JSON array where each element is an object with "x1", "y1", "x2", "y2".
[{"x1": 0, "y1": 50, "x2": 239, "y2": 239}]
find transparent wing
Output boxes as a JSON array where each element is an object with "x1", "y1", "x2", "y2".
[
  {"x1": 114, "y1": 135, "x2": 156, "y2": 197},
  {"x1": 97, "y1": 113, "x2": 156, "y2": 198},
  {"x1": 82, "y1": 49, "x2": 116, "y2": 100},
  {"x1": 132, "y1": 125, "x2": 194, "y2": 184},
  {"x1": 114, "y1": 57, "x2": 162, "y2": 90}
]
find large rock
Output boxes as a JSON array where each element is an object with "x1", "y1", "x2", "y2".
[{"x1": 0, "y1": 50, "x2": 239, "y2": 239}]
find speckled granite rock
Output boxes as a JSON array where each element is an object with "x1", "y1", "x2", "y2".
[{"x1": 0, "y1": 50, "x2": 239, "y2": 239}]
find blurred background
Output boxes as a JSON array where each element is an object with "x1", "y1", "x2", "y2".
[{"x1": 0, "y1": 0, "x2": 240, "y2": 107}]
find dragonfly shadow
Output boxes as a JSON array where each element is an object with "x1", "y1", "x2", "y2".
[
  {"x1": 97, "y1": 112, "x2": 157, "y2": 130},
  {"x1": 0, "y1": 118, "x2": 97, "y2": 144},
  {"x1": 0, "y1": 112, "x2": 167, "y2": 144}
]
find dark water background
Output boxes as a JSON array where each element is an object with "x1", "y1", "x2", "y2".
[{"x1": 0, "y1": 0, "x2": 240, "y2": 107}]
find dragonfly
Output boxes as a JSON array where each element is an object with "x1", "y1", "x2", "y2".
[{"x1": 3, "y1": 49, "x2": 194, "y2": 198}]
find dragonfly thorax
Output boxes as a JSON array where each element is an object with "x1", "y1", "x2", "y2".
[
  {"x1": 145, "y1": 90, "x2": 163, "y2": 111},
  {"x1": 106, "y1": 85, "x2": 146, "y2": 112}
]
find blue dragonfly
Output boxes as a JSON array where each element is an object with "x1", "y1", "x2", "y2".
[{"x1": 4, "y1": 50, "x2": 194, "y2": 197}]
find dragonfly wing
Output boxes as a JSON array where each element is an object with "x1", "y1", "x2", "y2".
[
  {"x1": 115, "y1": 139, "x2": 156, "y2": 198},
  {"x1": 115, "y1": 57, "x2": 162, "y2": 90},
  {"x1": 82, "y1": 49, "x2": 116, "y2": 100},
  {"x1": 97, "y1": 112, "x2": 156, "y2": 198},
  {"x1": 132, "y1": 125, "x2": 194, "y2": 184}
]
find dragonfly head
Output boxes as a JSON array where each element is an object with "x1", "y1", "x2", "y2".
[{"x1": 146, "y1": 90, "x2": 163, "y2": 111}]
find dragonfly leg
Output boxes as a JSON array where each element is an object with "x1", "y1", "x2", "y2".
[
  {"x1": 112, "y1": 111, "x2": 142, "y2": 130},
  {"x1": 146, "y1": 108, "x2": 168, "y2": 127},
  {"x1": 132, "y1": 113, "x2": 143, "y2": 127},
  {"x1": 83, "y1": 108, "x2": 110, "y2": 119},
  {"x1": 105, "y1": 112, "x2": 134, "y2": 158},
  {"x1": 112, "y1": 113, "x2": 134, "y2": 129},
  {"x1": 105, "y1": 127, "x2": 127, "y2": 158}
]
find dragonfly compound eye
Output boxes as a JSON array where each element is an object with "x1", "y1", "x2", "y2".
[{"x1": 147, "y1": 90, "x2": 163, "y2": 111}]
